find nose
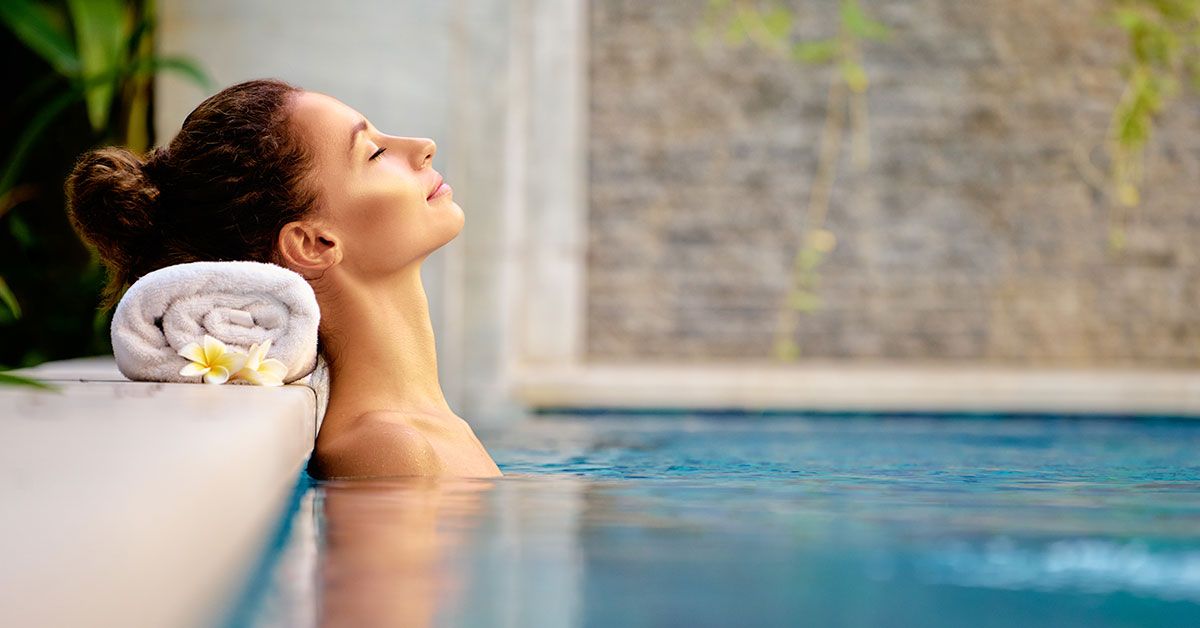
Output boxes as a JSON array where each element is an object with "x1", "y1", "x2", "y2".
[{"x1": 392, "y1": 136, "x2": 436, "y2": 170}]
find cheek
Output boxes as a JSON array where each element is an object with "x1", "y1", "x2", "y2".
[
  {"x1": 352, "y1": 184, "x2": 419, "y2": 227},
  {"x1": 344, "y1": 199, "x2": 386, "y2": 238},
  {"x1": 360, "y1": 201, "x2": 412, "y2": 243},
  {"x1": 336, "y1": 179, "x2": 459, "y2": 269},
  {"x1": 351, "y1": 191, "x2": 428, "y2": 248}
]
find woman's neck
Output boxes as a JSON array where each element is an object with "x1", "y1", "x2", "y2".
[{"x1": 318, "y1": 264, "x2": 454, "y2": 421}]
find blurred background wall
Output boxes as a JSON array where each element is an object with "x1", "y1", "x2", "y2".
[{"x1": 587, "y1": 1, "x2": 1200, "y2": 366}]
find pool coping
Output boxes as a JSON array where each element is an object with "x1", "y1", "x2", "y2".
[
  {"x1": 514, "y1": 363, "x2": 1200, "y2": 417},
  {"x1": 0, "y1": 357, "x2": 316, "y2": 628}
]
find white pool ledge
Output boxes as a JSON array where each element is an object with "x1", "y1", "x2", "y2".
[
  {"x1": 515, "y1": 363, "x2": 1200, "y2": 416},
  {"x1": 0, "y1": 357, "x2": 316, "y2": 628}
]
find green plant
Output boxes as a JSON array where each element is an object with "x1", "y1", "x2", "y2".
[
  {"x1": 696, "y1": 0, "x2": 890, "y2": 360},
  {"x1": 1106, "y1": 0, "x2": 1200, "y2": 249},
  {"x1": 0, "y1": 0, "x2": 212, "y2": 378},
  {"x1": 0, "y1": 369, "x2": 60, "y2": 390},
  {"x1": 0, "y1": 0, "x2": 211, "y2": 201}
]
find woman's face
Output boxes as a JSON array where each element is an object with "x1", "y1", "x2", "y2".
[{"x1": 288, "y1": 91, "x2": 463, "y2": 276}]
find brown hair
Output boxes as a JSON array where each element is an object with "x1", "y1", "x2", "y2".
[{"x1": 65, "y1": 78, "x2": 319, "y2": 307}]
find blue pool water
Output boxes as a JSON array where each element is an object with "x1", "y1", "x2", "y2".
[{"x1": 248, "y1": 415, "x2": 1200, "y2": 627}]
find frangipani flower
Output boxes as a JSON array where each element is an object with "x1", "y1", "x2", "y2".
[
  {"x1": 234, "y1": 338, "x2": 288, "y2": 387},
  {"x1": 178, "y1": 335, "x2": 248, "y2": 385}
]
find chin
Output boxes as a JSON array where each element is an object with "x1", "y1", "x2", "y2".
[
  {"x1": 430, "y1": 216, "x2": 464, "y2": 253},
  {"x1": 446, "y1": 202, "x2": 466, "y2": 236}
]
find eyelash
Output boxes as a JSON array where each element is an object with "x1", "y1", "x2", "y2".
[{"x1": 369, "y1": 147, "x2": 387, "y2": 161}]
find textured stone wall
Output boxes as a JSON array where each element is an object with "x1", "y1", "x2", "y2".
[{"x1": 586, "y1": 0, "x2": 1200, "y2": 365}]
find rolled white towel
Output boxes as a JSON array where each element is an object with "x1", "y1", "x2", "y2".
[
  {"x1": 295, "y1": 354, "x2": 331, "y2": 431},
  {"x1": 111, "y1": 261, "x2": 320, "y2": 384}
]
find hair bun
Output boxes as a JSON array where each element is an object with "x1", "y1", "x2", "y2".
[{"x1": 65, "y1": 146, "x2": 161, "y2": 301}]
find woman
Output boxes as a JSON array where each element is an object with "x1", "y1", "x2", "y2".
[{"x1": 66, "y1": 78, "x2": 501, "y2": 479}]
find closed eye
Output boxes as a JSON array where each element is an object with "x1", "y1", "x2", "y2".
[{"x1": 369, "y1": 147, "x2": 387, "y2": 161}]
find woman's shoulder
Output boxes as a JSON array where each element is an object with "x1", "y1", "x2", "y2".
[{"x1": 312, "y1": 411, "x2": 442, "y2": 479}]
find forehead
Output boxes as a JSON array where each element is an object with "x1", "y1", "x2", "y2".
[{"x1": 290, "y1": 91, "x2": 364, "y2": 156}]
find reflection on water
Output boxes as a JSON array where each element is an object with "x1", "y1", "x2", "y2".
[
  {"x1": 318, "y1": 479, "x2": 488, "y2": 627},
  {"x1": 252, "y1": 416, "x2": 1200, "y2": 627}
]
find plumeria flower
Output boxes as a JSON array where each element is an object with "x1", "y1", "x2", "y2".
[
  {"x1": 234, "y1": 338, "x2": 288, "y2": 387},
  {"x1": 178, "y1": 335, "x2": 248, "y2": 385}
]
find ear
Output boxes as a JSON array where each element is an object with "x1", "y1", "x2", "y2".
[{"x1": 277, "y1": 220, "x2": 342, "y2": 278}]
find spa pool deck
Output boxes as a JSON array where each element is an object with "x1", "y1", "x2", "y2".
[
  {"x1": 0, "y1": 358, "x2": 316, "y2": 628},
  {"x1": 2, "y1": 358, "x2": 1199, "y2": 627}
]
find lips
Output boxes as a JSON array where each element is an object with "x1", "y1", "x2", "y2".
[{"x1": 427, "y1": 175, "x2": 445, "y2": 200}]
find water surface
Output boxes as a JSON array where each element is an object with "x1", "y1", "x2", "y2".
[{"x1": 250, "y1": 415, "x2": 1200, "y2": 627}]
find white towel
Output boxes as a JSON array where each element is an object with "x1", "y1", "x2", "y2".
[
  {"x1": 111, "y1": 261, "x2": 320, "y2": 384},
  {"x1": 295, "y1": 354, "x2": 331, "y2": 432}
]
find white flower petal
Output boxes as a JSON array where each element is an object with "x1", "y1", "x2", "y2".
[
  {"x1": 202, "y1": 335, "x2": 227, "y2": 364},
  {"x1": 178, "y1": 342, "x2": 206, "y2": 364},
  {"x1": 217, "y1": 349, "x2": 249, "y2": 374},
  {"x1": 179, "y1": 362, "x2": 209, "y2": 377},
  {"x1": 260, "y1": 358, "x2": 288, "y2": 382},
  {"x1": 243, "y1": 343, "x2": 263, "y2": 370},
  {"x1": 251, "y1": 367, "x2": 285, "y2": 387},
  {"x1": 249, "y1": 371, "x2": 284, "y2": 387},
  {"x1": 204, "y1": 365, "x2": 230, "y2": 385},
  {"x1": 233, "y1": 367, "x2": 261, "y2": 385}
]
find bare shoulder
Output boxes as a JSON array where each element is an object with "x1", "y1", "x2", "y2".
[{"x1": 312, "y1": 411, "x2": 442, "y2": 479}]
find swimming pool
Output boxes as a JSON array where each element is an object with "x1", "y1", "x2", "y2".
[{"x1": 245, "y1": 414, "x2": 1200, "y2": 627}]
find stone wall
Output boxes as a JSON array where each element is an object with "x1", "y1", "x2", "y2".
[{"x1": 586, "y1": 0, "x2": 1200, "y2": 365}]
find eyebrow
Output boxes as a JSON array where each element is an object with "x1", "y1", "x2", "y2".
[{"x1": 347, "y1": 119, "x2": 368, "y2": 156}]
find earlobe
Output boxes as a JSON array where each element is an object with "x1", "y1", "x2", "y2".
[{"x1": 277, "y1": 220, "x2": 341, "y2": 278}]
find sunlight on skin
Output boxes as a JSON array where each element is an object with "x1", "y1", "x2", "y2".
[{"x1": 280, "y1": 91, "x2": 501, "y2": 478}]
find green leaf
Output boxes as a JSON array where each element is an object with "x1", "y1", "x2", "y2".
[
  {"x1": 797, "y1": 247, "x2": 825, "y2": 271},
  {"x1": 125, "y1": 13, "x2": 153, "y2": 58},
  {"x1": 0, "y1": 0, "x2": 80, "y2": 75},
  {"x1": 0, "y1": 370, "x2": 58, "y2": 391},
  {"x1": 0, "y1": 276, "x2": 20, "y2": 320},
  {"x1": 792, "y1": 39, "x2": 840, "y2": 64},
  {"x1": 788, "y1": 290, "x2": 821, "y2": 312},
  {"x1": 0, "y1": 87, "x2": 82, "y2": 197},
  {"x1": 762, "y1": 6, "x2": 793, "y2": 41},
  {"x1": 127, "y1": 55, "x2": 216, "y2": 91},
  {"x1": 840, "y1": 0, "x2": 890, "y2": 41},
  {"x1": 9, "y1": 213, "x2": 35, "y2": 249},
  {"x1": 66, "y1": 0, "x2": 127, "y2": 131},
  {"x1": 724, "y1": 12, "x2": 747, "y2": 46},
  {"x1": 1153, "y1": 0, "x2": 1197, "y2": 23},
  {"x1": 841, "y1": 60, "x2": 869, "y2": 92},
  {"x1": 1112, "y1": 8, "x2": 1145, "y2": 33},
  {"x1": 773, "y1": 338, "x2": 799, "y2": 361}
]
